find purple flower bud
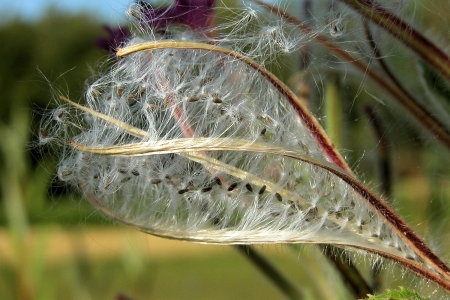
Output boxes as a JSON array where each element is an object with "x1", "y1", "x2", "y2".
[
  {"x1": 95, "y1": 26, "x2": 130, "y2": 54},
  {"x1": 138, "y1": 0, "x2": 216, "y2": 30},
  {"x1": 95, "y1": 1, "x2": 215, "y2": 54}
]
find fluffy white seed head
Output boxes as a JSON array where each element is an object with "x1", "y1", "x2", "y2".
[{"x1": 40, "y1": 1, "x2": 440, "y2": 276}]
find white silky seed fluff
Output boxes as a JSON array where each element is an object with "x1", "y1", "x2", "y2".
[{"x1": 42, "y1": 1, "x2": 441, "y2": 276}]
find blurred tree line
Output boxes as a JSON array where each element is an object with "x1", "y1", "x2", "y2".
[{"x1": 0, "y1": 12, "x2": 111, "y2": 226}]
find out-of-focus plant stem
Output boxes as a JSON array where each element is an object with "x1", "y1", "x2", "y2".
[
  {"x1": 364, "y1": 106, "x2": 391, "y2": 291},
  {"x1": 325, "y1": 79, "x2": 343, "y2": 150},
  {"x1": 0, "y1": 106, "x2": 35, "y2": 300},
  {"x1": 322, "y1": 79, "x2": 374, "y2": 298},
  {"x1": 321, "y1": 245, "x2": 373, "y2": 298},
  {"x1": 339, "y1": 0, "x2": 450, "y2": 85},
  {"x1": 235, "y1": 245, "x2": 303, "y2": 300}
]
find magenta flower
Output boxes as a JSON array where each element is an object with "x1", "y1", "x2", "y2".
[
  {"x1": 96, "y1": 0, "x2": 216, "y2": 54},
  {"x1": 139, "y1": 0, "x2": 216, "y2": 30}
]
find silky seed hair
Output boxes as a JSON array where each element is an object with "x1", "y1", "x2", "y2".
[{"x1": 40, "y1": 1, "x2": 442, "y2": 276}]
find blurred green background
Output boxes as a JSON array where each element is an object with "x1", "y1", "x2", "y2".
[{"x1": 1, "y1": 1, "x2": 450, "y2": 300}]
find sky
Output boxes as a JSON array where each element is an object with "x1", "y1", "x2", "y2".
[{"x1": 0, "y1": 0, "x2": 134, "y2": 23}]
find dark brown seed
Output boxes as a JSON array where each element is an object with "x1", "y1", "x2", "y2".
[
  {"x1": 178, "y1": 188, "x2": 189, "y2": 194},
  {"x1": 289, "y1": 200, "x2": 296, "y2": 210},
  {"x1": 147, "y1": 104, "x2": 161, "y2": 110},
  {"x1": 211, "y1": 217, "x2": 222, "y2": 225},
  {"x1": 187, "y1": 96, "x2": 200, "y2": 102},
  {"x1": 137, "y1": 87, "x2": 145, "y2": 97},
  {"x1": 212, "y1": 97, "x2": 223, "y2": 104},
  {"x1": 201, "y1": 186, "x2": 213, "y2": 192},
  {"x1": 121, "y1": 177, "x2": 132, "y2": 183},
  {"x1": 91, "y1": 89, "x2": 102, "y2": 97},
  {"x1": 150, "y1": 179, "x2": 162, "y2": 184},
  {"x1": 128, "y1": 9, "x2": 140, "y2": 19},
  {"x1": 39, "y1": 128, "x2": 48, "y2": 138},
  {"x1": 305, "y1": 207, "x2": 318, "y2": 221},
  {"x1": 118, "y1": 169, "x2": 127, "y2": 174},
  {"x1": 57, "y1": 110, "x2": 64, "y2": 119},
  {"x1": 275, "y1": 193, "x2": 282, "y2": 202},
  {"x1": 131, "y1": 169, "x2": 140, "y2": 176},
  {"x1": 357, "y1": 224, "x2": 363, "y2": 233},
  {"x1": 260, "y1": 128, "x2": 266, "y2": 136},
  {"x1": 127, "y1": 94, "x2": 137, "y2": 101},
  {"x1": 61, "y1": 170, "x2": 73, "y2": 177},
  {"x1": 117, "y1": 86, "x2": 123, "y2": 97},
  {"x1": 227, "y1": 182, "x2": 238, "y2": 191},
  {"x1": 245, "y1": 183, "x2": 253, "y2": 192},
  {"x1": 214, "y1": 177, "x2": 222, "y2": 185},
  {"x1": 259, "y1": 185, "x2": 266, "y2": 194}
]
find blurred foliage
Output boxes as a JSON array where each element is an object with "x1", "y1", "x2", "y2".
[
  {"x1": 0, "y1": 13, "x2": 104, "y2": 122},
  {"x1": 0, "y1": 12, "x2": 108, "y2": 226}
]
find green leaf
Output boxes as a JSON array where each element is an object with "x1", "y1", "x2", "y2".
[{"x1": 365, "y1": 286, "x2": 429, "y2": 300}]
